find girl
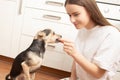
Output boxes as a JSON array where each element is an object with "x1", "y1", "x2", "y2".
[{"x1": 60, "y1": 0, "x2": 120, "y2": 80}]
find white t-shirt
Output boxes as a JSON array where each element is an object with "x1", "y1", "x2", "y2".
[{"x1": 75, "y1": 25, "x2": 120, "y2": 80}]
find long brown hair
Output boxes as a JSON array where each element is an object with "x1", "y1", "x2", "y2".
[{"x1": 64, "y1": 0, "x2": 112, "y2": 26}]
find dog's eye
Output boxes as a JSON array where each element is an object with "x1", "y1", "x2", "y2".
[{"x1": 53, "y1": 32, "x2": 55, "y2": 35}]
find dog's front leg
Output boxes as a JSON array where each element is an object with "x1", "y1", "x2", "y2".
[
  {"x1": 31, "y1": 73, "x2": 35, "y2": 80},
  {"x1": 21, "y1": 62, "x2": 31, "y2": 80}
]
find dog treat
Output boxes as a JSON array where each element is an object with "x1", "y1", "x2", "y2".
[{"x1": 57, "y1": 39, "x2": 64, "y2": 43}]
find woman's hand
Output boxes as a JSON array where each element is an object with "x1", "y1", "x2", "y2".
[{"x1": 58, "y1": 38, "x2": 78, "y2": 56}]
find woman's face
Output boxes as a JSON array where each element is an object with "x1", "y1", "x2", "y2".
[{"x1": 65, "y1": 4, "x2": 95, "y2": 29}]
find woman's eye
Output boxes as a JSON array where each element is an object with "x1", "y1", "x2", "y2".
[
  {"x1": 67, "y1": 13, "x2": 80, "y2": 18},
  {"x1": 68, "y1": 14, "x2": 71, "y2": 17},
  {"x1": 74, "y1": 13, "x2": 79, "y2": 16}
]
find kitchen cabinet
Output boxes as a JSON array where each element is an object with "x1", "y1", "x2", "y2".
[
  {"x1": 97, "y1": 2, "x2": 120, "y2": 21},
  {"x1": 0, "y1": 0, "x2": 16, "y2": 57},
  {"x1": 18, "y1": 0, "x2": 77, "y2": 72},
  {"x1": 96, "y1": 0, "x2": 120, "y2": 5},
  {"x1": 108, "y1": 20, "x2": 120, "y2": 30},
  {"x1": 0, "y1": 0, "x2": 24, "y2": 58}
]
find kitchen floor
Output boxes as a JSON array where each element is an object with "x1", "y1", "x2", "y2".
[{"x1": 0, "y1": 60, "x2": 64, "y2": 80}]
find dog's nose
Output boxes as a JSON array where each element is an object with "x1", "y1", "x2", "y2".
[{"x1": 60, "y1": 35, "x2": 62, "y2": 38}]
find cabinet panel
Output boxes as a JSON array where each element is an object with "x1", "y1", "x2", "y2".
[
  {"x1": 23, "y1": 8, "x2": 71, "y2": 25},
  {"x1": 108, "y1": 20, "x2": 120, "y2": 30},
  {"x1": 24, "y1": 0, "x2": 66, "y2": 13},
  {"x1": 61, "y1": 54, "x2": 73, "y2": 71},
  {"x1": 96, "y1": 0, "x2": 120, "y2": 5},
  {"x1": 43, "y1": 50, "x2": 66, "y2": 71},
  {"x1": 19, "y1": 35, "x2": 33, "y2": 52},
  {"x1": 97, "y1": 3, "x2": 120, "y2": 20},
  {"x1": 0, "y1": 1, "x2": 16, "y2": 57},
  {"x1": 43, "y1": 50, "x2": 73, "y2": 71}
]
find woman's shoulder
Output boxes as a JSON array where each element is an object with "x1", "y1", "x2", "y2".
[
  {"x1": 99, "y1": 25, "x2": 120, "y2": 40},
  {"x1": 77, "y1": 25, "x2": 120, "y2": 39},
  {"x1": 99, "y1": 25, "x2": 119, "y2": 33},
  {"x1": 78, "y1": 25, "x2": 119, "y2": 33}
]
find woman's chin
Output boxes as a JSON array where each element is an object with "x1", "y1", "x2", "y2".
[{"x1": 75, "y1": 26, "x2": 83, "y2": 29}]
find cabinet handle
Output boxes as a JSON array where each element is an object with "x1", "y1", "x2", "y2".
[
  {"x1": 47, "y1": 44, "x2": 55, "y2": 48},
  {"x1": 104, "y1": 8, "x2": 109, "y2": 13},
  {"x1": 18, "y1": 0, "x2": 23, "y2": 15},
  {"x1": 6, "y1": 0, "x2": 15, "y2": 1},
  {"x1": 45, "y1": 1, "x2": 63, "y2": 7},
  {"x1": 43, "y1": 15, "x2": 61, "y2": 20}
]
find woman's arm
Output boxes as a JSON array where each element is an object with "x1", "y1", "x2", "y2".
[{"x1": 72, "y1": 53, "x2": 106, "y2": 78}]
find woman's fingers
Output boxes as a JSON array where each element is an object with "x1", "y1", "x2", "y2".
[
  {"x1": 58, "y1": 38, "x2": 72, "y2": 43},
  {"x1": 58, "y1": 38, "x2": 77, "y2": 56}
]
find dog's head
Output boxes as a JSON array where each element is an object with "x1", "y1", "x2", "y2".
[{"x1": 34, "y1": 29, "x2": 62, "y2": 44}]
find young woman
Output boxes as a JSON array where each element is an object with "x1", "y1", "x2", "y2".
[{"x1": 59, "y1": 0, "x2": 120, "y2": 80}]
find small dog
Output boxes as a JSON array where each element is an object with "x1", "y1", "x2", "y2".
[{"x1": 6, "y1": 29, "x2": 62, "y2": 80}]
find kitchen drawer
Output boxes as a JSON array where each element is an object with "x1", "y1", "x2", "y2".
[
  {"x1": 0, "y1": 0, "x2": 16, "y2": 2},
  {"x1": 43, "y1": 50, "x2": 67, "y2": 71},
  {"x1": 23, "y1": 8, "x2": 71, "y2": 25},
  {"x1": 24, "y1": 0, "x2": 66, "y2": 13},
  {"x1": 107, "y1": 20, "x2": 120, "y2": 30},
  {"x1": 97, "y1": 3, "x2": 120, "y2": 20},
  {"x1": 43, "y1": 51, "x2": 73, "y2": 71},
  {"x1": 96, "y1": 0, "x2": 120, "y2": 5}
]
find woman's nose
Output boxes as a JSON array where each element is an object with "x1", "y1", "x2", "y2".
[{"x1": 70, "y1": 16, "x2": 75, "y2": 23}]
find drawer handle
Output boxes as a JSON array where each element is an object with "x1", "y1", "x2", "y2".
[
  {"x1": 18, "y1": 0, "x2": 23, "y2": 15},
  {"x1": 43, "y1": 15, "x2": 61, "y2": 20},
  {"x1": 45, "y1": 1, "x2": 63, "y2": 7},
  {"x1": 104, "y1": 8, "x2": 109, "y2": 13},
  {"x1": 47, "y1": 44, "x2": 55, "y2": 48},
  {"x1": 6, "y1": 0, "x2": 15, "y2": 1}
]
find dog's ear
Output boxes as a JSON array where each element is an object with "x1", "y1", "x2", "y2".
[{"x1": 34, "y1": 31, "x2": 46, "y2": 39}]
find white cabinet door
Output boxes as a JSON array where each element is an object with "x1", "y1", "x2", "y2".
[
  {"x1": 97, "y1": 3, "x2": 120, "y2": 20},
  {"x1": 0, "y1": 0, "x2": 16, "y2": 57},
  {"x1": 96, "y1": 0, "x2": 120, "y2": 4},
  {"x1": 24, "y1": 0, "x2": 66, "y2": 13},
  {"x1": 108, "y1": 20, "x2": 120, "y2": 30}
]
